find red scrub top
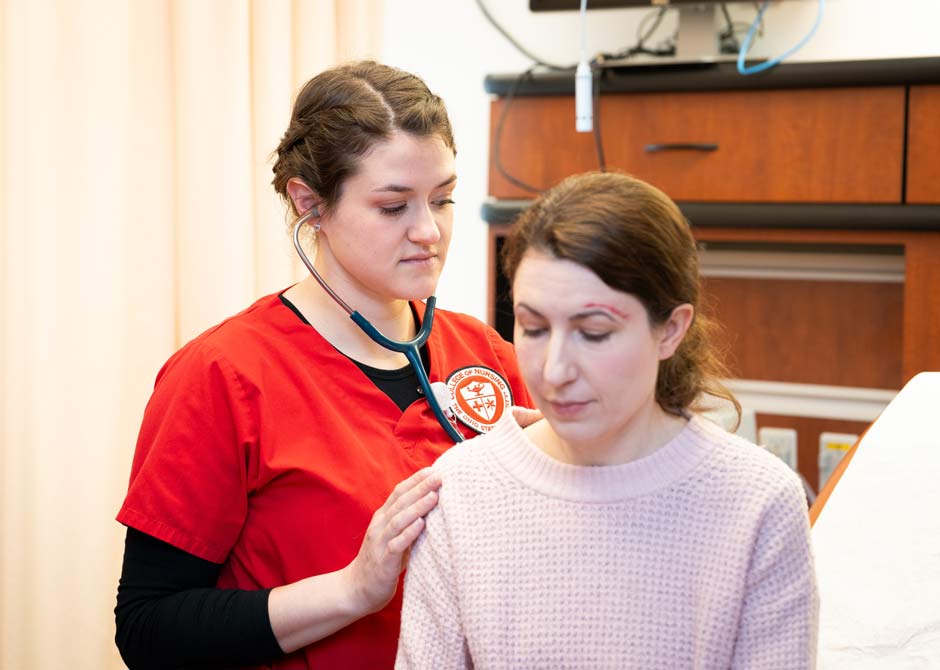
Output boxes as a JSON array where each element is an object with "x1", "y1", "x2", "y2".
[{"x1": 118, "y1": 292, "x2": 532, "y2": 669}]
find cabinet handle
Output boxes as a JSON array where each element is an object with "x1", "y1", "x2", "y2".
[{"x1": 644, "y1": 142, "x2": 719, "y2": 153}]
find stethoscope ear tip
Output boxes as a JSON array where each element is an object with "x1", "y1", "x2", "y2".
[{"x1": 298, "y1": 207, "x2": 319, "y2": 224}]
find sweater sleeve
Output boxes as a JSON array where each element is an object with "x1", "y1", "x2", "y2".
[
  {"x1": 395, "y1": 498, "x2": 470, "y2": 670},
  {"x1": 731, "y1": 475, "x2": 820, "y2": 670}
]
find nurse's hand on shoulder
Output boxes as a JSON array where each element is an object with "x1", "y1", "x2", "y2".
[
  {"x1": 345, "y1": 466, "x2": 442, "y2": 614},
  {"x1": 267, "y1": 467, "x2": 441, "y2": 652}
]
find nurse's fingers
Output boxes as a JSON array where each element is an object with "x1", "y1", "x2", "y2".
[
  {"x1": 512, "y1": 405, "x2": 543, "y2": 428},
  {"x1": 384, "y1": 488, "x2": 438, "y2": 541},
  {"x1": 343, "y1": 472, "x2": 440, "y2": 614},
  {"x1": 381, "y1": 467, "x2": 441, "y2": 520},
  {"x1": 386, "y1": 513, "x2": 428, "y2": 555},
  {"x1": 380, "y1": 478, "x2": 440, "y2": 551},
  {"x1": 384, "y1": 467, "x2": 440, "y2": 508}
]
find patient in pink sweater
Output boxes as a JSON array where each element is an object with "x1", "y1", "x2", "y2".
[{"x1": 396, "y1": 172, "x2": 818, "y2": 670}]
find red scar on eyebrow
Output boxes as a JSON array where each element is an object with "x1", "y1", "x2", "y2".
[{"x1": 583, "y1": 303, "x2": 628, "y2": 319}]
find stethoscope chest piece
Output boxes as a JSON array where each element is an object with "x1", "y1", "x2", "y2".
[{"x1": 430, "y1": 381, "x2": 456, "y2": 419}]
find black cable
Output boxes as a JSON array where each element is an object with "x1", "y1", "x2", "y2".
[
  {"x1": 719, "y1": 2, "x2": 762, "y2": 53},
  {"x1": 491, "y1": 67, "x2": 544, "y2": 195},
  {"x1": 720, "y1": 3, "x2": 734, "y2": 34},
  {"x1": 591, "y1": 65, "x2": 606, "y2": 172},
  {"x1": 719, "y1": 3, "x2": 739, "y2": 52},
  {"x1": 636, "y1": 6, "x2": 667, "y2": 49},
  {"x1": 475, "y1": 0, "x2": 573, "y2": 72},
  {"x1": 598, "y1": 7, "x2": 676, "y2": 62}
]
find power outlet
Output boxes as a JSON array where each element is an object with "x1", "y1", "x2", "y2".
[
  {"x1": 818, "y1": 431, "x2": 859, "y2": 489},
  {"x1": 737, "y1": 408, "x2": 757, "y2": 445},
  {"x1": 758, "y1": 427, "x2": 798, "y2": 471}
]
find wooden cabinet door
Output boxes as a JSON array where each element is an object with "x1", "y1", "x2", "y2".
[
  {"x1": 906, "y1": 85, "x2": 940, "y2": 204},
  {"x1": 489, "y1": 87, "x2": 905, "y2": 203}
]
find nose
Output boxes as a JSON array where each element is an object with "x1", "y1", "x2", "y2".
[
  {"x1": 542, "y1": 332, "x2": 577, "y2": 388},
  {"x1": 408, "y1": 204, "x2": 442, "y2": 246}
]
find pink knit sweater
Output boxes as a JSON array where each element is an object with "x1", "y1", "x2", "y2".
[{"x1": 396, "y1": 414, "x2": 818, "y2": 669}]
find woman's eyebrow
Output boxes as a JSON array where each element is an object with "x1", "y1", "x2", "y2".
[
  {"x1": 515, "y1": 303, "x2": 622, "y2": 322},
  {"x1": 514, "y1": 302, "x2": 542, "y2": 317},
  {"x1": 581, "y1": 303, "x2": 628, "y2": 319},
  {"x1": 372, "y1": 174, "x2": 457, "y2": 193}
]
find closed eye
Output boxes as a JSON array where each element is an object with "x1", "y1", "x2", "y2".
[
  {"x1": 519, "y1": 327, "x2": 547, "y2": 338},
  {"x1": 581, "y1": 331, "x2": 612, "y2": 343},
  {"x1": 379, "y1": 203, "x2": 407, "y2": 216}
]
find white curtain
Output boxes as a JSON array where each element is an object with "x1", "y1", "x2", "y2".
[{"x1": 0, "y1": 1, "x2": 382, "y2": 668}]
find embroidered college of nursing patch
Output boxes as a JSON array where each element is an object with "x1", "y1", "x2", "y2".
[{"x1": 445, "y1": 366, "x2": 514, "y2": 433}]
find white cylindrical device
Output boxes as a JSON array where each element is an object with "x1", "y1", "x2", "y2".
[{"x1": 575, "y1": 61, "x2": 592, "y2": 133}]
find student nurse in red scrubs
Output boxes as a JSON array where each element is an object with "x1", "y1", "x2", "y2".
[{"x1": 114, "y1": 60, "x2": 533, "y2": 670}]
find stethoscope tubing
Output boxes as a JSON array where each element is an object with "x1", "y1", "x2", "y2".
[{"x1": 292, "y1": 212, "x2": 464, "y2": 443}]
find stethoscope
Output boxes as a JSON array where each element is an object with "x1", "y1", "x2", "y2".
[{"x1": 292, "y1": 210, "x2": 465, "y2": 443}]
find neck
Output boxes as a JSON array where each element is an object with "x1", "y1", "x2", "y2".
[
  {"x1": 287, "y1": 276, "x2": 417, "y2": 368},
  {"x1": 525, "y1": 403, "x2": 688, "y2": 466}
]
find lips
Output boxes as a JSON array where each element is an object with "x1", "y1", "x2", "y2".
[
  {"x1": 401, "y1": 251, "x2": 438, "y2": 264},
  {"x1": 548, "y1": 399, "x2": 591, "y2": 419}
]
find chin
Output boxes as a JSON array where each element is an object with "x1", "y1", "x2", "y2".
[
  {"x1": 399, "y1": 277, "x2": 441, "y2": 302},
  {"x1": 547, "y1": 417, "x2": 597, "y2": 444}
]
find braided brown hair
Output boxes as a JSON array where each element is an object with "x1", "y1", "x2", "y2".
[{"x1": 272, "y1": 61, "x2": 455, "y2": 217}]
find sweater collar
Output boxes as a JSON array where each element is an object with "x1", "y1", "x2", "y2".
[{"x1": 486, "y1": 413, "x2": 713, "y2": 503}]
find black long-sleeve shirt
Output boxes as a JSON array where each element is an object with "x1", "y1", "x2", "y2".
[{"x1": 115, "y1": 527, "x2": 282, "y2": 670}]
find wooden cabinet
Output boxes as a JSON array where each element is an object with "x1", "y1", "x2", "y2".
[
  {"x1": 490, "y1": 87, "x2": 906, "y2": 203},
  {"x1": 907, "y1": 85, "x2": 940, "y2": 203},
  {"x1": 703, "y1": 275, "x2": 903, "y2": 389}
]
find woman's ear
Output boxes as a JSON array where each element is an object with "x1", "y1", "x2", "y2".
[
  {"x1": 657, "y1": 304, "x2": 694, "y2": 360},
  {"x1": 286, "y1": 177, "x2": 321, "y2": 217}
]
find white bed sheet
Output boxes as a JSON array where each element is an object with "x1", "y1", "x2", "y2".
[{"x1": 812, "y1": 372, "x2": 940, "y2": 669}]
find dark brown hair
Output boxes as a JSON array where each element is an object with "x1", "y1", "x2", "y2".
[
  {"x1": 272, "y1": 60, "x2": 456, "y2": 216},
  {"x1": 502, "y1": 171, "x2": 740, "y2": 421}
]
